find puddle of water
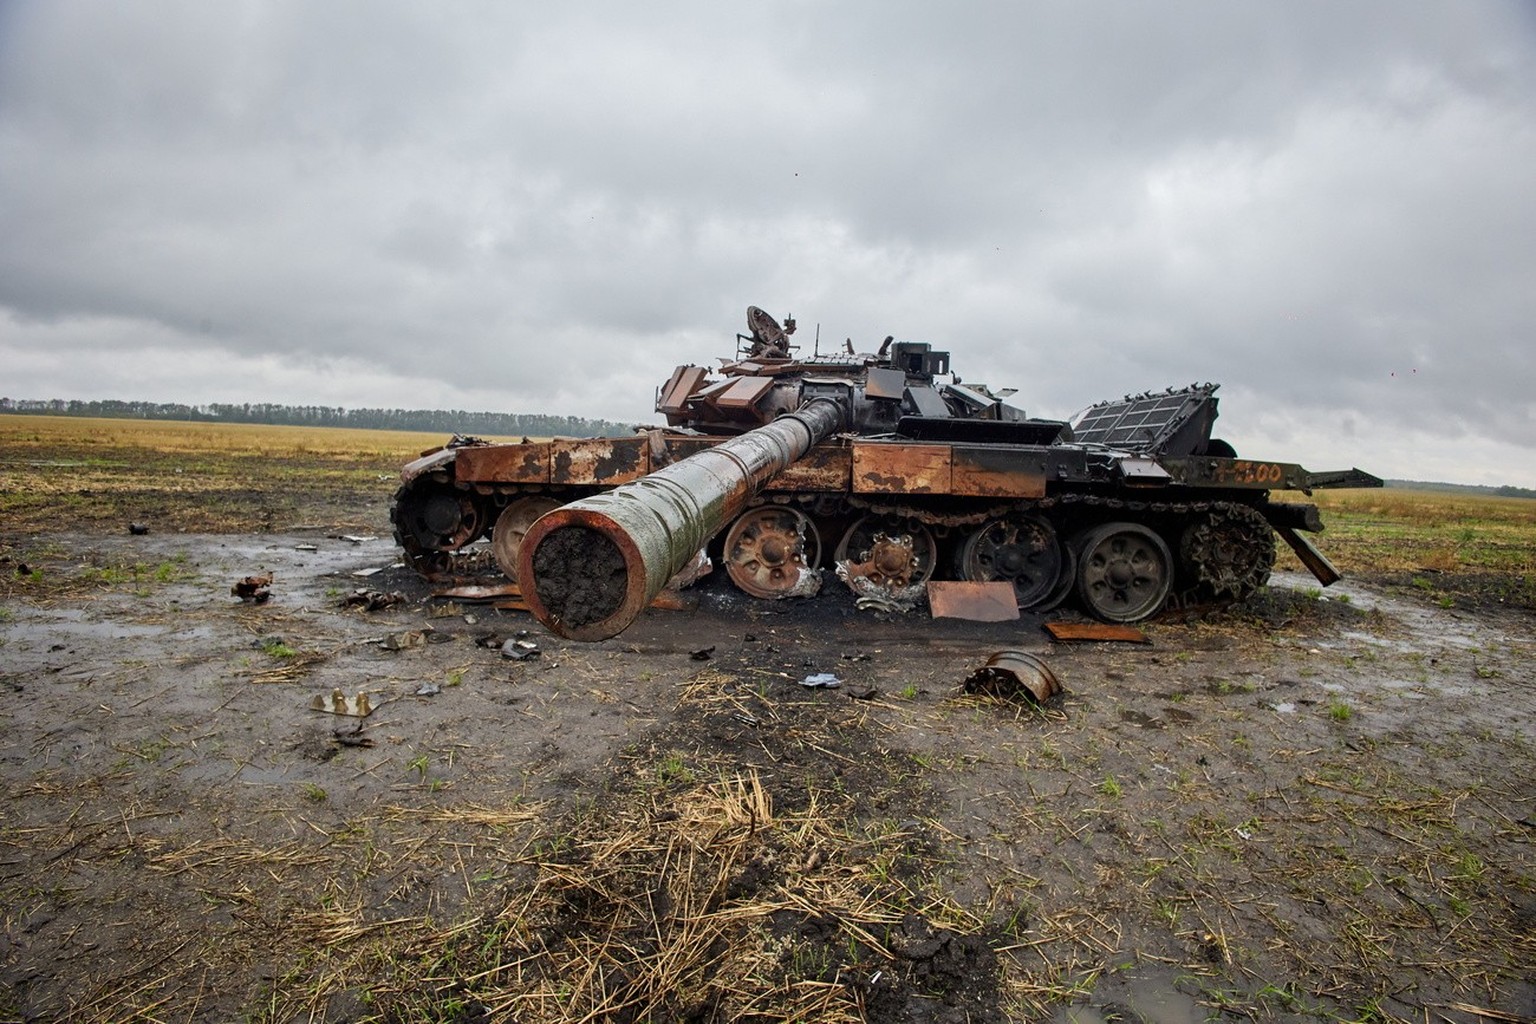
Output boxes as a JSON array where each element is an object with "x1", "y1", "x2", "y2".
[
  {"x1": 1273, "y1": 572, "x2": 1530, "y2": 657},
  {"x1": 1050, "y1": 967, "x2": 1207, "y2": 1024}
]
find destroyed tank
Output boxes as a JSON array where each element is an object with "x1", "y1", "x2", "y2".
[{"x1": 391, "y1": 306, "x2": 1381, "y2": 640}]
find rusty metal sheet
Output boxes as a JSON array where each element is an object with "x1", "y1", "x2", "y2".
[
  {"x1": 963, "y1": 650, "x2": 1061, "y2": 701},
  {"x1": 550, "y1": 436, "x2": 649, "y2": 485},
  {"x1": 454, "y1": 441, "x2": 550, "y2": 484},
  {"x1": 432, "y1": 583, "x2": 521, "y2": 602},
  {"x1": 1044, "y1": 621, "x2": 1149, "y2": 643},
  {"x1": 400, "y1": 446, "x2": 455, "y2": 485},
  {"x1": 657, "y1": 365, "x2": 709, "y2": 416},
  {"x1": 716, "y1": 375, "x2": 776, "y2": 411},
  {"x1": 770, "y1": 444, "x2": 852, "y2": 491},
  {"x1": 927, "y1": 581, "x2": 1020, "y2": 621},
  {"x1": 694, "y1": 378, "x2": 735, "y2": 404},
  {"x1": 852, "y1": 443, "x2": 950, "y2": 494},
  {"x1": 949, "y1": 445, "x2": 1048, "y2": 498}
]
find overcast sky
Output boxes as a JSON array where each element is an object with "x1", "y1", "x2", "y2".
[{"x1": 2, "y1": 2, "x2": 1534, "y2": 487}]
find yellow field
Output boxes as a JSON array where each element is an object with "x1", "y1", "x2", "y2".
[
  {"x1": 1279, "y1": 486, "x2": 1536, "y2": 576},
  {"x1": 0, "y1": 413, "x2": 488, "y2": 460},
  {"x1": 0, "y1": 414, "x2": 494, "y2": 534},
  {"x1": 3, "y1": 415, "x2": 1533, "y2": 584}
]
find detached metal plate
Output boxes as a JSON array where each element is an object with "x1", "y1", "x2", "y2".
[
  {"x1": 927, "y1": 581, "x2": 1020, "y2": 622},
  {"x1": 1045, "y1": 622, "x2": 1149, "y2": 643}
]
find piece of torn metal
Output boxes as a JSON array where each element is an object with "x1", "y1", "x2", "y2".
[
  {"x1": 310, "y1": 688, "x2": 374, "y2": 717},
  {"x1": 232, "y1": 573, "x2": 273, "y2": 603},
  {"x1": 799, "y1": 672, "x2": 842, "y2": 688},
  {"x1": 835, "y1": 561, "x2": 925, "y2": 612},
  {"x1": 927, "y1": 581, "x2": 1020, "y2": 622},
  {"x1": 380, "y1": 629, "x2": 428, "y2": 651},
  {"x1": 1045, "y1": 622, "x2": 1149, "y2": 643},
  {"x1": 963, "y1": 650, "x2": 1061, "y2": 702},
  {"x1": 341, "y1": 589, "x2": 405, "y2": 611},
  {"x1": 332, "y1": 727, "x2": 373, "y2": 748},
  {"x1": 433, "y1": 583, "x2": 521, "y2": 602},
  {"x1": 648, "y1": 590, "x2": 698, "y2": 611},
  {"x1": 501, "y1": 638, "x2": 540, "y2": 661},
  {"x1": 665, "y1": 549, "x2": 713, "y2": 590}
]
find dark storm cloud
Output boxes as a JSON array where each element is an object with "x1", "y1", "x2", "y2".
[{"x1": 0, "y1": 0, "x2": 1533, "y2": 484}]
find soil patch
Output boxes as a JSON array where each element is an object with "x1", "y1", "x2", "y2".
[{"x1": 1, "y1": 530, "x2": 1533, "y2": 1023}]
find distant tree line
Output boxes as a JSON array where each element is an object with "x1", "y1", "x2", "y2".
[
  {"x1": 0, "y1": 397, "x2": 636, "y2": 439},
  {"x1": 1384, "y1": 479, "x2": 1536, "y2": 500}
]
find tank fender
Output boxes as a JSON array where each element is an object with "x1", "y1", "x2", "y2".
[{"x1": 401, "y1": 447, "x2": 457, "y2": 485}]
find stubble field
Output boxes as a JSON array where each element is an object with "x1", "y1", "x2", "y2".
[{"x1": 1, "y1": 414, "x2": 1533, "y2": 1024}]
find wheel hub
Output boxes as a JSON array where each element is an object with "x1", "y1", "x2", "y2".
[{"x1": 723, "y1": 507, "x2": 822, "y2": 599}]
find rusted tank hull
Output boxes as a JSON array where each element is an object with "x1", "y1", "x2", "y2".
[
  {"x1": 516, "y1": 399, "x2": 847, "y2": 640},
  {"x1": 391, "y1": 307, "x2": 1383, "y2": 635}
]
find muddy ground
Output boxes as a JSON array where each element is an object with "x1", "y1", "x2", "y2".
[{"x1": 1, "y1": 524, "x2": 1533, "y2": 1023}]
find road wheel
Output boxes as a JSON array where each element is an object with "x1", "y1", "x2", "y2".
[
  {"x1": 835, "y1": 514, "x2": 937, "y2": 588},
  {"x1": 1074, "y1": 522, "x2": 1173, "y2": 623},
  {"x1": 723, "y1": 506, "x2": 822, "y2": 598},
  {"x1": 492, "y1": 496, "x2": 562, "y2": 581},
  {"x1": 957, "y1": 514, "x2": 1063, "y2": 610}
]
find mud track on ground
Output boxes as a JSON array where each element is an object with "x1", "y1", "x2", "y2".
[{"x1": 1, "y1": 530, "x2": 1533, "y2": 1023}]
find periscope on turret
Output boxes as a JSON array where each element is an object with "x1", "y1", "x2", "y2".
[{"x1": 391, "y1": 306, "x2": 1382, "y2": 639}]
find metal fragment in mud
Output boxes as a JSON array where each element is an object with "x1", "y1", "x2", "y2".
[
  {"x1": 963, "y1": 650, "x2": 1061, "y2": 702},
  {"x1": 341, "y1": 589, "x2": 405, "y2": 611},
  {"x1": 926, "y1": 581, "x2": 1020, "y2": 621},
  {"x1": 1044, "y1": 621, "x2": 1149, "y2": 643},
  {"x1": 835, "y1": 561, "x2": 925, "y2": 612},
  {"x1": 501, "y1": 638, "x2": 540, "y2": 661},
  {"x1": 310, "y1": 688, "x2": 374, "y2": 717},
  {"x1": 232, "y1": 573, "x2": 273, "y2": 602},
  {"x1": 433, "y1": 583, "x2": 521, "y2": 602},
  {"x1": 380, "y1": 630, "x2": 428, "y2": 651}
]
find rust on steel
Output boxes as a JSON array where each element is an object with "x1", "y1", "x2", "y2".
[
  {"x1": 518, "y1": 398, "x2": 848, "y2": 641},
  {"x1": 962, "y1": 650, "x2": 1062, "y2": 702},
  {"x1": 926, "y1": 580, "x2": 1021, "y2": 622}
]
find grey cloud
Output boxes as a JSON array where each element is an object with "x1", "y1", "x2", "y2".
[{"x1": 1, "y1": 1, "x2": 1533, "y2": 485}]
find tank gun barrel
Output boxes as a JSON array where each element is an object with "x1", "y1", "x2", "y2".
[{"x1": 517, "y1": 397, "x2": 849, "y2": 641}]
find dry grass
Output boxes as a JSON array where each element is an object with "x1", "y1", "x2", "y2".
[
  {"x1": 1283, "y1": 487, "x2": 1536, "y2": 576},
  {"x1": 0, "y1": 414, "x2": 476, "y2": 535}
]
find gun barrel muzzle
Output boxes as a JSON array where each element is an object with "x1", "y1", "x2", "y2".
[{"x1": 517, "y1": 398, "x2": 846, "y2": 640}]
